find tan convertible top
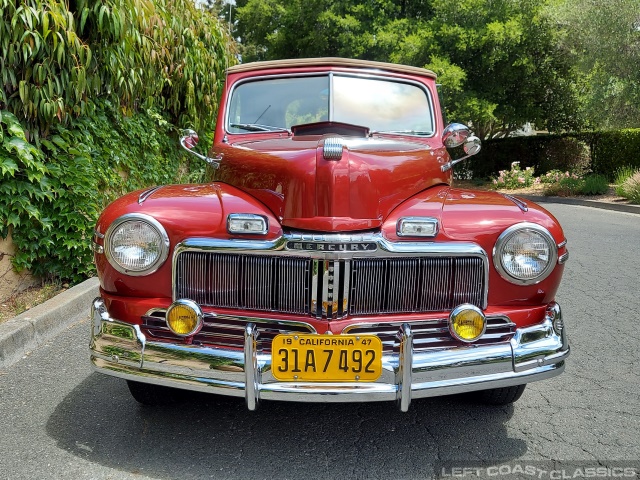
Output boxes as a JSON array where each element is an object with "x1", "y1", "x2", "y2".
[{"x1": 227, "y1": 57, "x2": 437, "y2": 79}]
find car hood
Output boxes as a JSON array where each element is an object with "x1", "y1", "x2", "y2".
[{"x1": 216, "y1": 135, "x2": 450, "y2": 231}]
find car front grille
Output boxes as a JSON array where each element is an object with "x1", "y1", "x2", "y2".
[{"x1": 174, "y1": 251, "x2": 486, "y2": 319}]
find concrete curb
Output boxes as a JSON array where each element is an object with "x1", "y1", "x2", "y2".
[
  {"x1": 520, "y1": 195, "x2": 640, "y2": 215},
  {"x1": 0, "y1": 277, "x2": 99, "y2": 370}
]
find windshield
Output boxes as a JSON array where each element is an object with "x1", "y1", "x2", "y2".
[{"x1": 227, "y1": 74, "x2": 434, "y2": 135}]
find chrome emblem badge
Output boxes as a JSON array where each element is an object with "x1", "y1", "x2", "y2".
[{"x1": 286, "y1": 242, "x2": 377, "y2": 252}]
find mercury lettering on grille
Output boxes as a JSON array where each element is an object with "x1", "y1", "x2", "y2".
[{"x1": 174, "y1": 252, "x2": 485, "y2": 319}]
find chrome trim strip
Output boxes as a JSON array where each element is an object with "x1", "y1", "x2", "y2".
[
  {"x1": 244, "y1": 323, "x2": 259, "y2": 410},
  {"x1": 93, "y1": 230, "x2": 105, "y2": 239},
  {"x1": 341, "y1": 316, "x2": 515, "y2": 335},
  {"x1": 144, "y1": 309, "x2": 318, "y2": 333},
  {"x1": 174, "y1": 234, "x2": 487, "y2": 259},
  {"x1": 138, "y1": 186, "x2": 163, "y2": 205},
  {"x1": 557, "y1": 239, "x2": 567, "y2": 249},
  {"x1": 342, "y1": 260, "x2": 350, "y2": 317},
  {"x1": 398, "y1": 323, "x2": 413, "y2": 412},
  {"x1": 502, "y1": 194, "x2": 529, "y2": 213},
  {"x1": 558, "y1": 252, "x2": 569, "y2": 265},
  {"x1": 311, "y1": 259, "x2": 320, "y2": 317},
  {"x1": 330, "y1": 260, "x2": 340, "y2": 319}
]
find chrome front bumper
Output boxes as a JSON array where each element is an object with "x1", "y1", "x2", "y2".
[{"x1": 89, "y1": 298, "x2": 569, "y2": 411}]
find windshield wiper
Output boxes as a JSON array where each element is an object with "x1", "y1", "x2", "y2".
[{"x1": 230, "y1": 123, "x2": 290, "y2": 133}]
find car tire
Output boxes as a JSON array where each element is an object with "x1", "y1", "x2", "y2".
[
  {"x1": 474, "y1": 384, "x2": 526, "y2": 405},
  {"x1": 126, "y1": 380, "x2": 183, "y2": 406}
]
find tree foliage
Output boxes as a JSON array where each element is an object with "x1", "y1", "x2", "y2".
[
  {"x1": 548, "y1": 0, "x2": 640, "y2": 130},
  {"x1": 231, "y1": 0, "x2": 581, "y2": 138},
  {"x1": 1, "y1": 0, "x2": 233, "y2": 136}
]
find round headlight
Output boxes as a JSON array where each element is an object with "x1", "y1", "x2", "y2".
[
  {"x1": 105, "y1": 214, "x2": 169, "y2": 275},
  {"x1": 494, "y1": 223, "x2": 558, "y2": 285},
  {"x1": 449, "y1": 304, "x2": 486, "y2": 342}
]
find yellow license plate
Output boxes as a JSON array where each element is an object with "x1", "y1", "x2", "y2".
[{"x1": 271, "y1": 334, "x2": 382, "y2": 382}]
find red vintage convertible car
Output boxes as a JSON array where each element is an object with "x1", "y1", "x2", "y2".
[{"x1": 90, "y1": 58, "x2": 569, "y2": 411}]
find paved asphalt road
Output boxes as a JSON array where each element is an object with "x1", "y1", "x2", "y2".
[{"x1": 1, "y1": 203, "x2": 639, "y2": 480}]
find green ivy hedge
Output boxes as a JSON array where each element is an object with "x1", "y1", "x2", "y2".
[
  {"x1": 0, "y1": 104, "x2": 205, "y2": 283},
  {"x1": 1, "y1": 0, "x2": 231, "y2": 285},
  {"x1": 469, "y1": 129, "x2": 640, "y2": 180}
]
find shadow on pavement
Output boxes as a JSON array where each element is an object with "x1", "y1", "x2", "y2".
[{"x1": 46, "y1": 373, "x2": 526, "y2": 479}]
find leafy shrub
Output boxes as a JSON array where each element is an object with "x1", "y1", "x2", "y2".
[
  {"x1": 588, "y1": 129, "x2": 640, "y2": 180},
  {"x1": 579, "y1": 174, "x2": 609, "y2": 195},
  {"x1": 492, "y1": 162, "x2": 536, "y2": 189},
  {"x1": 621, "y1": 172, "x2": 640, "y2": 204},
  {"x1": 1, "y1": 104, "x2": 201, "y2": 283},
  {"x1": 471, "y1": 135, "x2": 590, "y2": 180},
  {"x1": 614, "y1": 165, "x2": 639, "y2": 196},
  {"x1": 470, "y1": 129, "x2": 640, "y2": 181},
  {"x1": 539, "y1": 170, "x2": 578, "y2": 184},
  {"x1": 543, "y1": 177, "x2": 583, "y2": 197}
]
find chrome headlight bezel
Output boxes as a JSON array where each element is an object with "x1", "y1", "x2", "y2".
[
  {"x1": 493, "y1": 223, "x2": 558, "y2": 285},
  {"x1": 104, "y1": 213, "x2": 170, "y2": 276}
]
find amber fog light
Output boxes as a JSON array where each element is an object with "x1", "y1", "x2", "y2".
[
  {"x1": 166, "y1": 300, "x2": 203, "y2": 336},
  {"x1": 449, "y1": 304, "x2": 486, "y2": 342}
]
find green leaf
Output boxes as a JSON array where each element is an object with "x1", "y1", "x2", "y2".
[
  {"x1": 80, "y1": 8, "x2": 89, "y2": 32},
  {"x1": 51, "y1": 135, "x2": 68, "y2": 149},
  {"x1": 0, "y1": 157, "x2": 19, "y2": 176},
  {"x1": 3, "y1": 137, "x2": 34, "y2": 162}
]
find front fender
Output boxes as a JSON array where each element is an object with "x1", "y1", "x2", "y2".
[
  {"x1": 381, "y1": 186, "x2": 567, "y2": 307},
  {"x1": 94, "y1": 183, "x2": 282, "y2": 298}
]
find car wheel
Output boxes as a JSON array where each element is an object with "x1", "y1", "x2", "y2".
[
  {"x1": 474, "y1": 384, "x2": 526, "y2": 405},
  {"x1": 126, "y1": 380, "x2": 183, "y2": 406}
]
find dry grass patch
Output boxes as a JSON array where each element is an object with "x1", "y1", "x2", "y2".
[{"x1": 0, "y1": 283, "x2": 67, "y2": 325}]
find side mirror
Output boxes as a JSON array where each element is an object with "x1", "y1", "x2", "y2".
[
  {"x1": 180, "y1": 129, "x2": 200, "y2": 150},
  {"x1": 179, "y1": 129, "x2": 221, "y2": 169},
  {"x1": 442, "y1": 123, "x2": 471, "y2": 148},
  {"x1": 441, "y1": 123, "x2": 481, "y2": 172}
]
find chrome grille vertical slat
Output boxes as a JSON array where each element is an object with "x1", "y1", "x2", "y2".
[{"x1": 349, "y1": 256, "x2": 484, "y2": 315}]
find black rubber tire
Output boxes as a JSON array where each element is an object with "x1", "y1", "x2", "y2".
[
  {"x1": 126, "y1": 380, "x2": 183, "y2": 406},
  {"x1": 474, "y1": 384, "x2": 526, "y2": 406}
]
